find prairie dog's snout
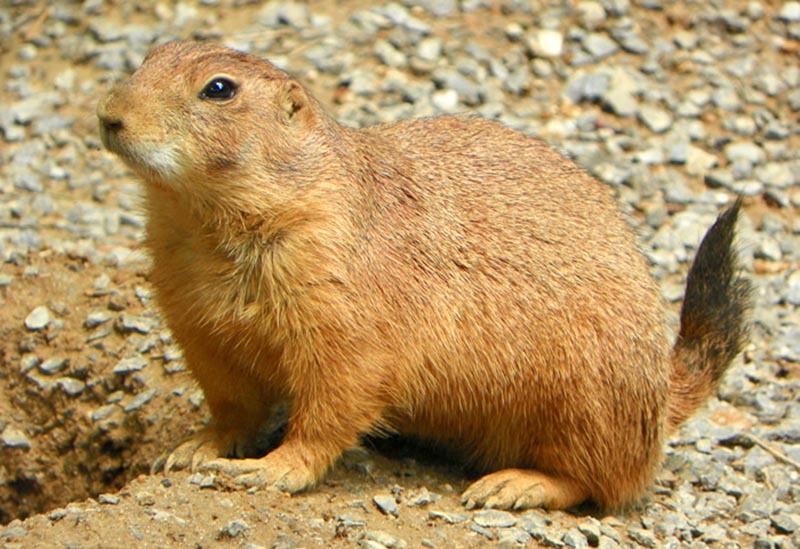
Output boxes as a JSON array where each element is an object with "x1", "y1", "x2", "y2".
[{"x1": 96, "y1": 94, "x2": 124, "y2": 150}]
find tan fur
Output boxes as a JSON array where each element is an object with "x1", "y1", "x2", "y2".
[{"x1": 96, "y1": 41, "x2": 749, "y2": 510}]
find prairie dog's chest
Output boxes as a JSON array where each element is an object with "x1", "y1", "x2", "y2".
[{"x1": 147, "y1": 210, "x2": 269, "y2": 327}]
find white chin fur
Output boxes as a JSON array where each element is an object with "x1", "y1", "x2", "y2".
[{"x1": 123, "y1": 142, "x2": 184, "y2": 182}]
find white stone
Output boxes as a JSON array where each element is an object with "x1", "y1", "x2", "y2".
[
  {"x1": 24, "y1": 306, "x2": 51, "y2": 331},
  {"x1": 526, "y1": 29, "x2": 564, "y2": 58},
  {"x1": 779, "y1": 1, "x2": 800, "y2": 22},
  {"x1": 431, "y1": 89, "x2": 459, "y2": 112}
]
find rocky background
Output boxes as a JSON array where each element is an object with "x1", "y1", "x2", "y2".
[{"x1": 1, "y1": 0, "x2": 799, "y2": 547}]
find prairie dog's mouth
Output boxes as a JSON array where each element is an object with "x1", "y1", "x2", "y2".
[{"x1": 99, "y1": 124, "x2": 183, "y2": 182}]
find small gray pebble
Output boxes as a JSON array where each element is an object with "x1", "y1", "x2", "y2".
[
  {"x1": 162, "y1": 345, "x2": 183, "y2": 362},
  {"x1": 24, "y1": 306, "x2": 51, "y2": 331},
  {"x1": 337, "y1": 512, "x2": 367, "y2": 528},
  {"x1": 737, "y1": 487, "x2": 778, "y2": 521},
  {"x1": 199, "y1": 474, "x2": 217, "y2": 489},
  {"x1": 85, "y1": 325, "x2": 112, "y2": 344},
  {"x1": 118, "y1": 314, "x2": 156, "y2": 334},
  {"x1": 597, "y1": 536, "x2": 618, "y2": 549},
  {"x1": 374, "y1": 40, "x2": 407, "y2": 69},
  {"x1": 218, "y1": 519, "x2": 251, "y2": 539},
  {"x1": 90, "y1": 405, "x2": 117, "y2": 422},
  {"x1": 498, "y1": 527, "x2": 532, "y2": 546},
  {"x1": 700, "y1": 523, "x2": 729, "y2": 544},
  {"x1": 564, "y1": 71, "x2": 610, "y2": 103},
  {"x1": 428, "y1": 510, "x2": 468, "y2": 524},
  {"x1": 187, "y1": 473, "x2": 204, "y2": 485},
  {"x1": 48, "y1": 508, "x2": 67, "y2": 521},
  {"x1": 583, "y1": 33, "x2": 619, "y2": 59},
  {"x1": 637, "y1": 104, "x2": 673, "y2": 133},
  {"x1": 415, "y1": 36, "x2": 442, "y2": 62},
  {"x1": 686, "y1": 146, "x2": 718, "y2": 176},
  {"x1": 89, "y1": 21, "x2": 124, "y2": 42},
  {"x1": 673, "y1": 30, "x2": 699, "y2": 49},
  {"x1": 602, "y1": 88, "x2": 637, "y2": 117},
  {"x1": 113, "y1": 355, "x2": 147, "y2": 374},
  {"x1": 577, "y1": 1, "x2": 607, "y2": 27},
  {"x1": 19, "y1": 354, "x2": 39, "y2": 374},
  {"x1": 755, "y1": 163, "x2": 796, "y2": 189},
  {"x1": 732, "y1": 179, "x2": 764, "y2": 196},
  {"x1": 725, "y1": 142, "x2": 766, "y2": 165},
  {"x1": 408, "y1": 0, "x2": 457, "y2": 17},
  {"x1": 361, "y1": 540, "x2": 389, "y2": 549},
  {"x1": 99, "y1": 494, "x2": 120, "y2": 505},
  {"x1": 577, "y1": 519, "x2": 602, "y2": 545},
  {"x1": 787, "y1": 88, "x2": 800, "y2": 111},
  {"x1": 652, "y1": 511, "x2": 688, "y2": 538},
  {"x1": 129, "y1": 526, "x2": 144, "y2": 541},
  {"x1": 56, "y1": 378, "x2": 85, "y2": 396},
  {"x1": 541, "y1": 530, "x2": 567, "y2": 547},
  {"x1": 468, "y1": 523, "x2": 494, "y2": 540},
  {"x1": 562, "y1": 528, "x2": 590, "y2": 548},
  {"x1": 473, "y1": 509, "x2": 516, "y2": 528},
  {"x1": 771, "y1": 512, "x2": 799, "y2": 534},
  {"x1": 614, "y1": 30, "x2": 649, "y2": 54},
  {"x1": 32, "y1": 114, "x2": 74, "y2": 136},
  {"x1": 1, "y1": 526, "x2": 27, "y2": 538},
  {"x1": 363, "y1": 529, "x2": 405, "y2": 548},
  {"x1": 92, "y1": 273, "x2": 111, "y2": 291},
  {"x1": 712, "y1": 87, "x2": 742, "y2": 112},
  {"x1": 123, "y1": 388, "x2": 157, "y2": 412},
  {"x1": 1, "y1": 426, "x2": 31, "y2": 449},
  {"x1": 785, "y1": 270, "x2": 800, "y2": 305},
  {"x1": 84, "y1": 310, "x2": 113, "y2": 328},
  {"x1": 755, "y1": 234, "x2": 783, "y2": 261},
  {"x1": 431, "y1": 68, "x2": 482, "y2": 106},
  {"x1": 259, "y1": 2, "x2": 310, "y2": 29},
  {"x1": 600, "y1": 522, "x2": 622, "y2": 543},
  {"x1": 405, "y1": 487, "x2": 440, "y2": 506},
  {"x1": 626, "y1": 527, "x2": 657, "y2": 548},
  {"x1": 373, "y1": 494, "x2": 399, "y2": 517},
  {"x1": 764, "y1": 121, "x2": 790, "y2": 139},
  {"x1": 39, "y1": 356, "x2": 68, "y2": 375},
  {"x1": 135, "y1": 491, "x2": 155, "y2": 506},
  {"x1": 188, "y1": 389, "x2": 205, "y2": 408}
]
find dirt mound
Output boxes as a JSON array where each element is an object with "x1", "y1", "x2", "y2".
[{"x1": 0, "y1": 255, "x2": 205, "y2": 523}]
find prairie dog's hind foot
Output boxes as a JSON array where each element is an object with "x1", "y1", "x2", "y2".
[{"x1": 461, "y1": 469, "x2": 590, "y2": 511}]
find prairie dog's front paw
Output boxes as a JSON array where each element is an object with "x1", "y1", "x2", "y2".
[
  {"x1": 202, "y1": 444, "x2": 319, "y2": 493},
  {"x1": 152, "y1": 430, "x2": 244, "y2": 474}
]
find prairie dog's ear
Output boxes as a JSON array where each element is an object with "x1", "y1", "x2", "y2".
[{"x1": 278, "y1": 80, "x2": 313, "y2": 125}]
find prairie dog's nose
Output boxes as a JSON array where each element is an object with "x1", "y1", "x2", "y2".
[
  {"x1": 100, "y1": 115, "x2": 124, "y2": 133},
  {"x1": 96, "y1": 94, "x2": 124, "y2": 133}
]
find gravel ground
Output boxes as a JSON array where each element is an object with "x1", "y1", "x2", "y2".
[{"x1": 1, "y1": 0, "x2": 799, "y2": 547}]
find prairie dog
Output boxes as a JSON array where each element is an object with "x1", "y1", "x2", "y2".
[{"x1": 97, "y1": 41, "x2": 750, "y2": 510}]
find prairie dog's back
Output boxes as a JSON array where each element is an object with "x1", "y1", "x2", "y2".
[{"x1": 349, "y1": 115, "x2": 660, "y2": 323}]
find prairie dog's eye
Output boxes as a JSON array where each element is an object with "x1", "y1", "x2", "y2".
[{"x1": 200, "y1": 77, "x2": 237, "y2": 100}]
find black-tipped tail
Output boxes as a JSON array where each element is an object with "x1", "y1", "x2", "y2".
[{"x1": 668, "y1": 198, "x2": 752, "y2": 429}]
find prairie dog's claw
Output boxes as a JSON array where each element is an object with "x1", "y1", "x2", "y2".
[{"x1": 154, "y1": 432, "x2": 239, "y2": 475}]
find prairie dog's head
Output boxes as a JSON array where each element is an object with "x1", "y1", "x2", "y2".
[{"x1": 97, "y1": 41, "x2": 320, "y2": 203}]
